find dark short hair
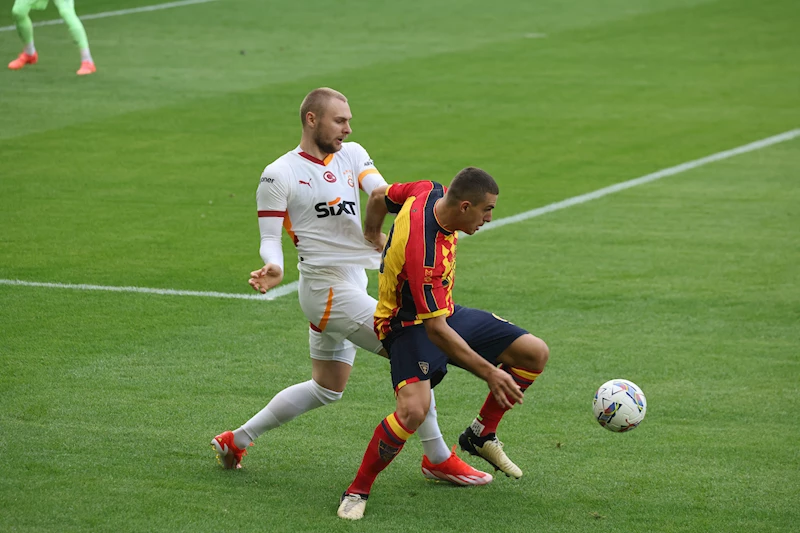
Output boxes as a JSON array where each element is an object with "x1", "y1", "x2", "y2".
[
  {"x1": 447, "y1": 167, "x2": 499, "y2": 205},
  {"x1": 299, "y1": 88, "x2": 348, "y2": 126}
]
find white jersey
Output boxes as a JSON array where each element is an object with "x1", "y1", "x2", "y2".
[{"x1": 256, "y1": 142, "x2": 388, "y2": 270}]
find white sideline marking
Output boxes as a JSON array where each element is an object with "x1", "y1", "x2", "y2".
[
  {"x1": 464, "y1": 128, "x2": 800, "y2": 237},
  {"x1": 0, "y1": 278, "x2": 299, "y2": 301},
  {"x1": 0, "y1": 0, "x2": 219, "y2": 32},
  {"x1": 1, "y1": 128, "x2": 797, "y2": 301}
]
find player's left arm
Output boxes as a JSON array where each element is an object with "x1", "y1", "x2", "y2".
[
  {"x1": 423, "y1": 315, "x2": 522, "y2": 409},
  {"x1": 351, "y1": 142, "x2": 385, "y2": 194}
]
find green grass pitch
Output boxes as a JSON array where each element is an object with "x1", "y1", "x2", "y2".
[{"x1": 1, "y1": 0, "x2": 798, "y2": 531}]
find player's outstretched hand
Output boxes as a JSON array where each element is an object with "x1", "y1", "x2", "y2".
[
  {"x1": 248, "y1": 263, "x2": 284, "y2": 294},
  {"x1": 365, "y1": 231, "x2": 387, "y2": 252},
  {"x1": 486, "y1": 367, "x2": 524, "y2": 410}
]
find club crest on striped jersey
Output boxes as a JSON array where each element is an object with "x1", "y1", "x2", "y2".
[
  {"x1": 323, "y1": 171, "x2": 337, "y2": 183},
  {"x1": 418, "y1": 361, "x2": 429, "y2": 375}
]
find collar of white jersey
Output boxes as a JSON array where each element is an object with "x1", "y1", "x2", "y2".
[{"x1": 295, "y1": 147, "x2": 335, "y2": 167}]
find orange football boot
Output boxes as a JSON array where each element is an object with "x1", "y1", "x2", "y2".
[
  {"x1": 8, "y1": 51, "x2": 38, "y2": 70},
  {"x1": 211, "y1": 431, "x2": 250, "y2": 469},
  {"x1": 421, "y1": 445, "x2": 493, "y2": 485},
  {"x1": 77, "y1": 60, "x2": 96, "y2": 76}
]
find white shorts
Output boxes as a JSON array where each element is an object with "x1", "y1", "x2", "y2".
[{"x1": 297, "y1": 264, "x2": 383, "y2": 365}]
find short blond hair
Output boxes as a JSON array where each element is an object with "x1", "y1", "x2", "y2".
[{"x1": 299, "y1": 87, "x2": 348, "y2": 126}]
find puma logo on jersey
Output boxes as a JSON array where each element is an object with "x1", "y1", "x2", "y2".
[
  {"x1": 315, "y1": 197, "x2": 357, "y2": 218},
  {"x1": 299, "y1": 180, "x2": 312, "y2": 188}
]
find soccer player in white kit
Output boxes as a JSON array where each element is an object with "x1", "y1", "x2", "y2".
[{"x1": 211, "y1": 88, "x2": 492, "y2": 486}]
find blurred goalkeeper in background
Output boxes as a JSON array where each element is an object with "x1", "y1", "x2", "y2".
[{"x1": 8, "y1": 0, "x2": 96, "y2": 75}]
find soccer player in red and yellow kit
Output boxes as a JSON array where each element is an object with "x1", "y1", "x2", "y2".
[{"x1": 337, "y1": 167, "x2": 550, "y2": 520}]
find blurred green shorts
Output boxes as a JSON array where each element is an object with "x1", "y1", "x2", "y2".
[{"x1": 13, "y1": 0, "x2": 54, "y2": 11}]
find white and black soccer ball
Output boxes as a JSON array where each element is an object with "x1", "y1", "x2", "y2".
[{"x1": 593, "y1": 379, "x2": 647, "y2": 432}]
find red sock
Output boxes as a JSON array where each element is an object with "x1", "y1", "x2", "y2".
[
  {"x1": 346, "y1": 412, "x2": 414, "y2": 495},
  {"x1": 473, "y1": 365, "x2": 541, "y2": 437}
]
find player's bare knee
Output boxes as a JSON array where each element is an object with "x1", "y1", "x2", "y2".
[
  {"x1": 530, "y1": 335, "x2": 550, "y2": 369},
  {"x1": 311, "y1": 359, "x2": 352, "y2": 393},
  {"x1": 506, "y1": 334, "x2": 549, "y2": 371},
  {"x1": 310, "y1": 379, "x2": 344, "y2": 405},
  {"x1": 395, "y1": 400, "x2": 429, "y2": 432},
  {"x1": 312, "y1": 375, "x2": 348, "y2": 394}
]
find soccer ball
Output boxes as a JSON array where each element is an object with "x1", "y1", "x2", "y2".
[{"x1": 593, "y1": 379, "x2": 647, "y2": 432}]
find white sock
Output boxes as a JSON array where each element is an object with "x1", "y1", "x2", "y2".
[
  {"x1": 233, "y1": 379, "x2": 340, "y2": 450},
  {"x1": 80, "y1": 48, "x2": 92, "y2": 63},
  {"x1": 417, "y1": 389, "x2": 451, "y2": 464},
  {"x1": 24, "y1": 43, "x2": 35, "y2": 55}
]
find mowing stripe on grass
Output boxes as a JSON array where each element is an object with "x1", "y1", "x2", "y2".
[
  {"x1": 0, "y1": 278, "x2": 298, "y2": 301},
  {"x1": 0, "y1": 0, "x2": 220, "y2": 32},
  {"x1": 462, "y1": 128, "x2": 800, "y2": 238},
  {"x1": 1, "y1": 128, "x2": 797, "y2": 300}
]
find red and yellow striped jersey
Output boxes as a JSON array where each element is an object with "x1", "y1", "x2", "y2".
[{"x1": 375, "y1": 180, "x2": 457, "y2": 340}]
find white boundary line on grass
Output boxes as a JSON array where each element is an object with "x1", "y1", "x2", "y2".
[
  {"x1": 0, "y1": 0, "x2": 219, "y2": 32},
  {"x1": 0, "y1": 278, "x2": 299, "y2": 301},
  {"x1": 462, "y1": 128, "x2": 800, "y2": 237},
  {"x1": 1, "y1": 128, "x2": 797, "y2": 301}
]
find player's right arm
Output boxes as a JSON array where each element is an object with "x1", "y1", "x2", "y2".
[
  {"x1": 422, "y1": 315, "x2": 523, "y2": 410},
  {"x1": 384, "y1": 181, "x2": 425, "y2": 211},
  {"x1": 250, "y1": 166, "x2": 290, "y2": 294},
  {"x1": 364, "y1": 181, "x2": 428, "y2": 249},
  {"x1": 363, "y1": 185, "x2": 389, "y2": 251}
]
